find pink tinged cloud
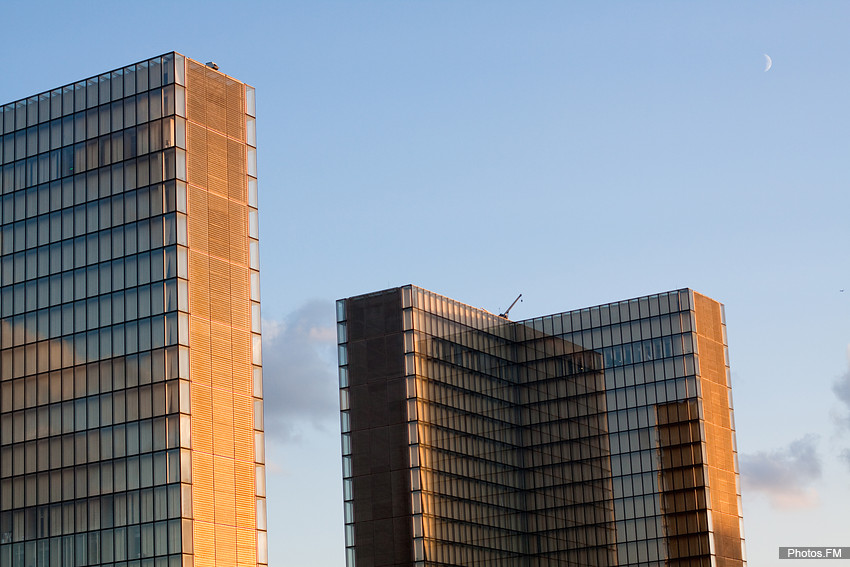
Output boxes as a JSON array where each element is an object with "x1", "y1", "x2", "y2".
[{"x1": 739, "y1": 435, "x2": 822, "y2": 510}]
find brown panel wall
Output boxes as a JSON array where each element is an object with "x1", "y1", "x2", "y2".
[{"x1": 346, "y1": 291, "x2": 414, "y2": 567}]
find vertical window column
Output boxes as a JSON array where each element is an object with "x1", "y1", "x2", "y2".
[
  {"x1": 401, "y1": 287, "x2": 425, "y2": 567},
  {"x1": 244, "y1": 82, "x2": 267, "y2": 567},
  {"x1": 336, "y1": 299, "x2": 355, "y2": 567}
]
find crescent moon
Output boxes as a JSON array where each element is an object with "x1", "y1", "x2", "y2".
[{"x1": 764, "y1": 54, "x2": 772, "y2": 72}]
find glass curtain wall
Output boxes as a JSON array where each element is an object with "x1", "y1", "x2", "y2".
[
  {"x1": 1, "y1": 52, "x2": 187, "y2": 567},
  {"x1": 0, "y1": 52, "x2": 266, "y2": 567},
  {"x1": 338, "y1": 286, "x2": 745, "y2": 567}
]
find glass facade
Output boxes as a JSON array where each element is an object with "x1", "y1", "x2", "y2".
[
  {"x1": 0, "y1": 53, "x2": 266, "y2": 567},
  {"x1": 337, "y1": 286, "x2": 745, "y2": 567}
]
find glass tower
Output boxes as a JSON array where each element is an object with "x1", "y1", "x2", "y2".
[
  {"x1": 0, "y1": 53, "x2": 267, "y2": 567},
  {"x1": 337, "y1": 286, "x2": 745, "y2": 567}
]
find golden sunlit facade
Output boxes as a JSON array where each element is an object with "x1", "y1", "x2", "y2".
[
  {"x1": 0, "y1": 53, "x2": 266, "y2": 567},
  {"x1": 337, "y1": 286, "x2": 745, "y2": 567}
]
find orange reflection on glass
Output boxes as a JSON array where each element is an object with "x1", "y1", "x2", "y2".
[
  {"x1": 185, "y1": 58, "x2": 259, "y2": 566},
  {"x1": 694, "y1": 293, "x2": 745, "y2": 567}
]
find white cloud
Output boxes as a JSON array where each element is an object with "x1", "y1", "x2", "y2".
[
  {"x1": 739, "y1": 436, "x2": 822, "y2": 510},
  {"x1": 260, "y1": 300, "x2": 339, "y2": 444}
]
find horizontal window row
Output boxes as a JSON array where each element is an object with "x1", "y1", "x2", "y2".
[
  {"x1": 423, "y1": 508, "x2": 614, "y2": 548},
  {"x1": 609, "y1": 384, "x2": 698, "y2": 429},
  {"x1": 409, "y1": 405, "x2": 522, "y2": 443},
  {"x1": 615, "y1": 536, "x2": 670, "y2": 566},
  {"x1": 404, "y1": 537, "x2": 615, "y2": 566},
  {"x1": 527, "y1": 290, "x2": 692, "y2": 333},
  {"x1": 2, "y1": 458, "x2": 183, "y2": 518},
  {"x1": 615, "y1": 513, "x2": 665, "y2": 543},
  {"x1": 603, "y1": 335, "x2": 694, "y2": 369},
  {"x1": 404, "y1": 288, "x2": 506, "y2": 333},
  {"x1": 418, "y1": 506, "x2": 616, "y2": 534},
  {"x1": 1, "y1": 484, "x2": 181, "y2": 541},
  {"x1": 1, "y1": 216, "x2": 182, "y2": 279},
  {"x1": 405, "y1": 287, "x2": 697, "y2": 340},
  {"x1": 2, "y1": 285, "x2": 182, "y2": 345},
  {"x1": 0, "y1": 420, "x2": 181, "y2": 471},
  {"x1": 410, "y1": 407, "x2": 676, "y2": 468},
  {"x1": 0, "y1": 314, "x2": 186, "y2": 377},
  {"x1": 609, "y1": 446, "x2": 706, "y2": 482},
  {"x1": 422, "y1": 337, "x2": 603, "y2": 382},
  {"x1": 605, "y1": 358, "x2": 703, "y2": 394},
  {"x1": 406, "y1": 362, "x2": 530, "y2": 403},
  {"x1": 616, "y1": 495, "x2": 707, "y2": 531},
  {"x1": 404, "y1": 307, "x2": 697, "y2": 359},
  {"x1": 0, "y1": 385, "x2": 179, "y2": 437},
  {"x1": 415, "y1": 369, "x2": 568, "y2": 411},
  {"x1": 414, "y1": 397, "x2": 607, "y2": 439},
  {"x1": 2, "y1": 54, "x2": 179, "y2": 134},
  {"x1": 362, "y1": 334, "x2": 701, "y2": 403},
  {"x1": 523, "y1": 444, "x2": 609, "y2": 470},
  {"x1": 2, "y1": 181, "x2": 183, "y2": 231},
  {"x1": 411, "y1": 362, "x2": 602, "y2": 405},
  {"x1": 606, "y1": 373, "x2": 699, "y2": 413},
  {"x1": 425, "y1": 471, "x2": 613, "y2": 512},
  {"x1": 0, "y1": 87, "x2": 183, "y2": 166},
  {"x1": 403, "y1": 309, "x2": 509, "y2": 354},
  {"x1": 537, "y1": 313, "x2": 694, "y2": 354},
  {"x1": 1, "y1": 531, "x2": 183, "y2": 567},
  {"x1": 416, "y1": 501, "x2": 527, "y2": 535},
  {"x1": 417, "y1": 419, "x2": 607, "y2": 461},
  {"x1": 404, "y1": 458, "x2": 522, "y2": 492},
  {"x1": 612, "y1": 472, "x2": 660, "y2": 503},
  {"x1": 1, "y1": 247, "x2": 182, "y2": 316},
  {"x1": 413, "y1": 352, "x2": 592, "y2": 396},
  {"x1": 2, "y1": 241, "x2": 182, "y2": 305},
  {"x1": 608, "y1": 403, "x2": 666, "y2": 437},
  {"x1": 608, "y1": 428, "x2": 655, "y2": 458},
  {"x1": 665, "y1": 535, "x2": 714, "y2": 562},
  {"x1": 0, "y1": 349, "x2": 180, "y2": 406},
  {"x1": 0, "y1": 541, "x2": 183, "y2": 567},
  {"x1": 0, "y1": 119, "x2": 185, "y2": 193},
  {"x1": 519, "y1": 423, "x2": 608, "y2": 452},
  {"x1": 0, "y1": 146, "x2": 185, "y2": 195},
  {"x1": 423, "y1": 525, "x2": 617, "y2": 559},
  {"x1": 402, "y1": 474, "x2": 508, "y2": 516},
  {"x1": 405, "y1": 289, "x2": 692, "y2": 342}
]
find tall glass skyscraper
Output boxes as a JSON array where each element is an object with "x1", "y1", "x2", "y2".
[
  {"x1": 337, "y1": 286, "x2": 745, "y2": 567},
  {"x1": 0, "y1": 53, "x2": 267, "y2": 567}
]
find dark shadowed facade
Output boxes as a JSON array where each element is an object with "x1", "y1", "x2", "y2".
[
  {"x1": 0, "y1": 53, "x2": 266, "y2": 566},
  {"x1": 337, "y1": 286, "x2": 746, "y2": 567}
]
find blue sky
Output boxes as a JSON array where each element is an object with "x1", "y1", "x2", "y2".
[{"x1": 2, "y1": 1, "x2": 849, "y2": 564}]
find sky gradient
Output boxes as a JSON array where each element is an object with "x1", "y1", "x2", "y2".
[{"x1": 1, "y1": 1, "x2": 849, "y2": 564}]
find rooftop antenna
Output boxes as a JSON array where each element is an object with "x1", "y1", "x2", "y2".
[{"x1": 499, "y1": 294, "x2": 523, "y2": 319}]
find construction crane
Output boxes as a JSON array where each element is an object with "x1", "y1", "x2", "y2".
[{"x1": 499, "y1": 294, "x2": 522, "y2": 319}]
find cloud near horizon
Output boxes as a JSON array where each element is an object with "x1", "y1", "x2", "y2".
[
  {"x1": 260, "y1": 300, "x2": 339, "y2": 444},
  {"x1": 739, "y1": 435, "x2": 822, "y2": 510}
]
